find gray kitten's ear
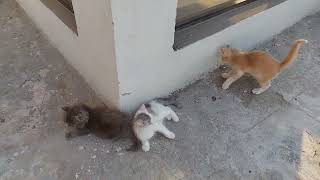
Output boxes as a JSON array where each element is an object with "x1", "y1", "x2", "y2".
[
  {"x1": 226, "y1": 44, "x2": 231, "y2": 48},
  {"x1": 136, "y1": 104, "x2": 148, "y2": 115},
  {"x1": 62, "y1": 106, "x2": 70, "y2": 112}
]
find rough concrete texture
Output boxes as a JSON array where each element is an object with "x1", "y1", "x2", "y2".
[{"x1": 1, "y1": 1, "x2": 320, "y2": 180}]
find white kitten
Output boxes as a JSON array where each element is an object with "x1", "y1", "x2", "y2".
[{"x1": 133, "y1": 101, "x2": 179, "y2": 152}]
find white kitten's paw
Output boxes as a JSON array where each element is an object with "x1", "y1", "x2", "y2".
[
  {"x1": 222, "y1": 82, "x2": 229, "y2": 90},
  {"x1": 296, "y1": 39, "x2": 308, "y2": 44},
  {"x1": 167, "y1": 132, "x2": 175, "y2": 139},
  {"x1": 142, "y1": 144, "x2": 150, "y2": 152},
  {"x1": 172, "y1": 115, "x2": 180, "y2": 122},
  {"x1": 221, "y1": 73, "x2": 230, "y2": 79},
  {"x1": 252, "y1": 88, "x2": 263, "y2": 94}
]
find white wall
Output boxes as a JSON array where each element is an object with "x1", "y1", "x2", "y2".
[
  {"x1": 111, "y1": 0, "x2": 320, "y2": 111},
  {"x1": 16, "y1": 0, "x2": 120, "y2": 107},
  {"x1": 16, "y1": 0, "x2": 320, "y2": 112}
]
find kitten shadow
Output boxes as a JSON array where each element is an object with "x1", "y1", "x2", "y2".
[
  {"x1": 209, "y1": 67, "x2": 260, "y2": 107},
  {"x1": 62, "y1": 104, "x2": 133, "y2": 141}
]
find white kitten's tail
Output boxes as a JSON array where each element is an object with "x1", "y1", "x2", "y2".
[{"x1": 280, "y1": 39, "x2": 308, "y2": 71}]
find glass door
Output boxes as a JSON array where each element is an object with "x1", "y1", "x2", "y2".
[{"x1": 176, "y1": 0, "x2": 251, "y2": 27}]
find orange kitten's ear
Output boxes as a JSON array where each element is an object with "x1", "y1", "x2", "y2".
[
  {"x1": 232, "y1": 48, "x2": 241, "y2": 54},
  {"x1": 220, "y1": 48, "x2": 226, "y2": 55}
]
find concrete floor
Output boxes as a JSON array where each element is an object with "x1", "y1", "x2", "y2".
[{"x1": 1, "y1": 1, "x2": 320, "y2": 180}]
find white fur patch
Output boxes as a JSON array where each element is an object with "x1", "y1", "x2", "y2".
[{"x1": 133, "y1": 101, "x2": 179, "y2": 152}]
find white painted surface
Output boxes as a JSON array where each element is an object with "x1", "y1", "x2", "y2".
[
  {"x1": 16, "y1": 0, "x2": 320, "y2": 112},
  {"x1": 16, "y1": 0, "x2": 120, "y2": 107},
  {"x1": 111, "y1": 0, "x2": 320, "y2": 111}
]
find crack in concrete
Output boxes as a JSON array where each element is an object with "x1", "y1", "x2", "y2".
[
  {"x1": 294, "y1": 105, "x2": 320, "y2": 124},
  {"x1": 242, "y1": 90, "x2": 309, "y2": 134},
  {"x1": 241, "y1": 108, "x2": 281, "y2": 134},
  {"x1": 19, "y1": 79, "x2": 32, "y2": 88},
  {"x1": 288, "y1": 89, "x2": 320, "y2": 124}
]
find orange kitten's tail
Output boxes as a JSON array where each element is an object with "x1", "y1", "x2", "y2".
[{"x1": 280, "y1": 39, "x2": 308, "y2": 71}]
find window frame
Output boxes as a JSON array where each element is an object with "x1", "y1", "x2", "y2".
[
  {"x1": 174, "y1": 0, "x2": 287, "y2": 50},
  {"x1": 40, "y1": 0, "x2": 77, "y2": 34}
]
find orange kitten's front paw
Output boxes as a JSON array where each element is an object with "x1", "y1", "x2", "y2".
[
  {"x1": 252, "y1": 88, "x2": 263, "y2": 94},
  {"x1": 221, "y1": 73, "x2": 230, "y2": 79},
  {"x1": 222, "y1": 82, "x2": 229, "y2": 90}
]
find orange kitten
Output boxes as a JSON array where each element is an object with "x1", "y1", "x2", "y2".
[{"x1": 219, "y1": 39, "x2": 308, "y2": 94}]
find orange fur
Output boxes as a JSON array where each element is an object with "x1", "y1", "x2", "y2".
[{"x1": 219, "y1": 39, "x2": 308, "y2": 94}]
